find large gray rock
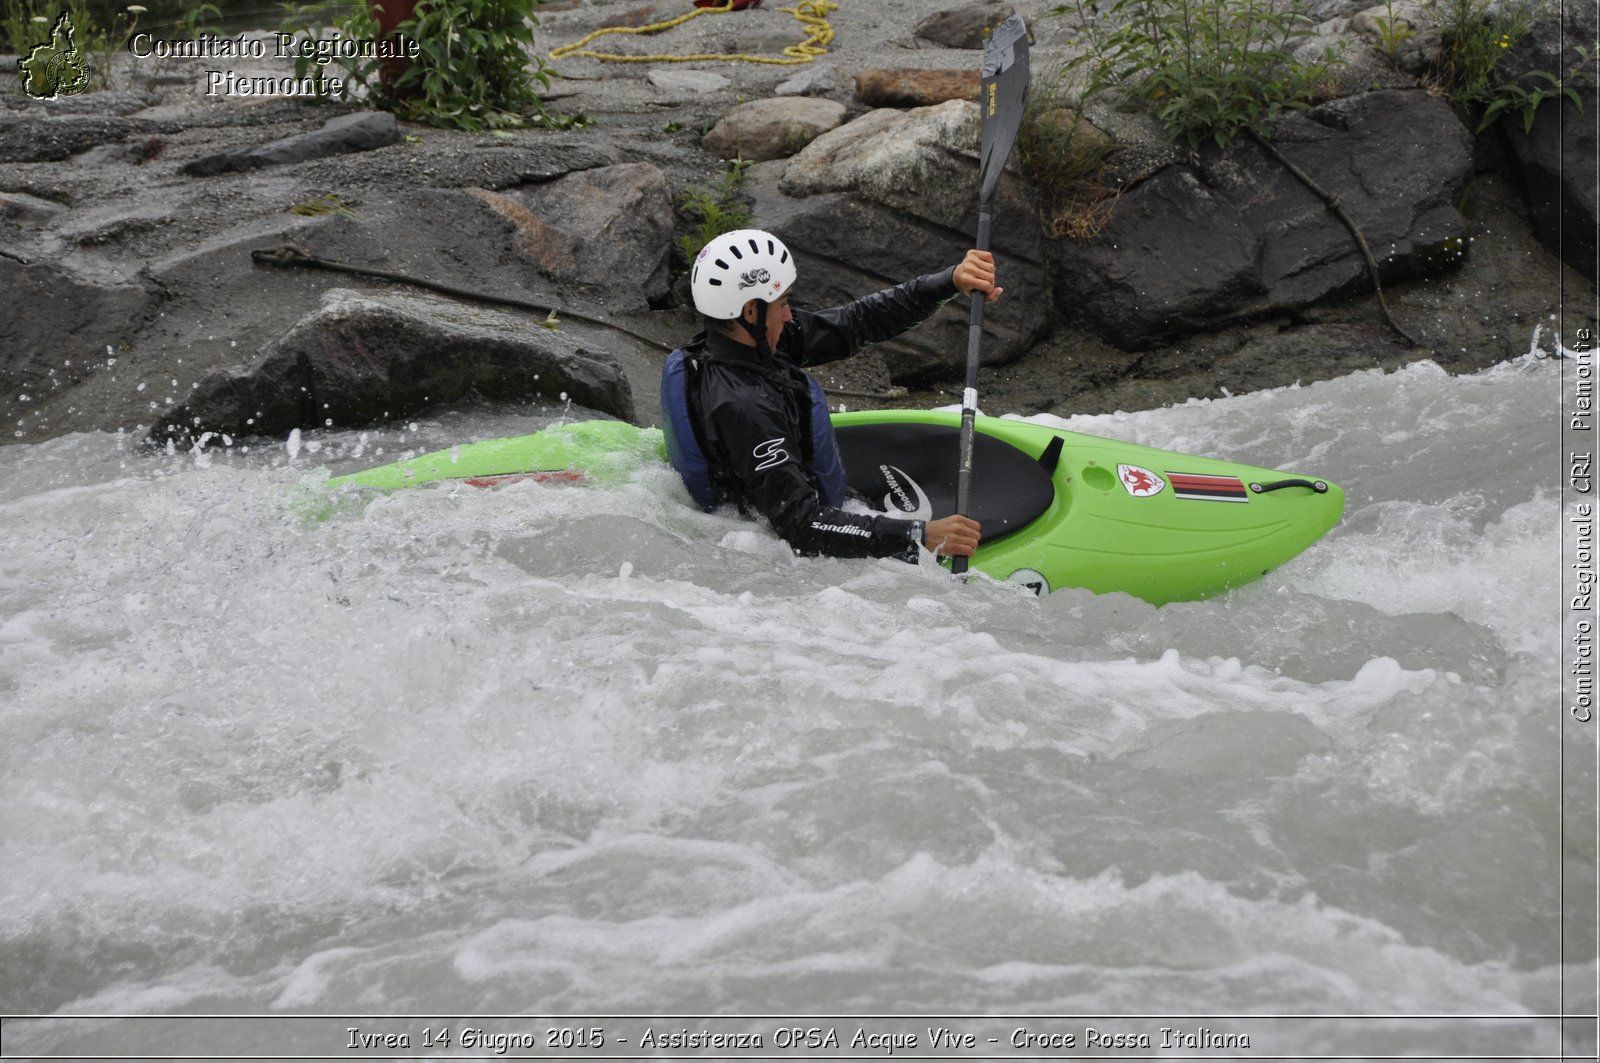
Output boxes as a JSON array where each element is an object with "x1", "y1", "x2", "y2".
[
  {"x1": 702, "y1": 97, "x2": 847, "y2": 162},
  {"x1": 853, "y1": 68, "x2": 981, "y2": 109},
  {"x1": 472, "y1": 162, "x2": 674, "y2": 311},
  {"x1": 150, "y1": 288, "x2": 634, "y2": 446},
  {"x1": 647, "y1": 68, "x2": 730, "y2": 95},
  {"x1": 782, "y1": 101, "x2": 998, "y2": 226},
  {"x1": 0, "y1": 191, "x2": 68, "y2": 223},
  {"x1": 762, "y1": 101, "x2": 1047, "y2": 382},
  {"x1": 1496, "y1": 4, "x2": 1598, "y2": 278},
  {"x1": 0, "y1": 113, "x2": 164, "y2": 163},
  {"x1": 1502, "y1": 95, "x2": 1597, "y2": 277},
  {"x1": 914, "y1": 3, "x2": 1017, "y2": 49},
  {"x1": 181, "y1": 112, "x2": 403, "y2": 176},
  {"x1": 1050, "y1": 90, "x2": 1473, "y2": 349},
  {"x1": 1305, "y1": 0, "x2": 1374, "y2": 18},
  {"x1": 0, "y1": 257, "x2": 155, "y2": 436},
  {"x1": 4, "y1": 157, "x2": 659, "y2": 442},
  {"x1": 1293, "y1": 16, "x2": 1417, "y2": 100},
  {"x1": 1347, "y1": 0, "x2": 1443, "y2": 75},
  {"x1": 774, "y1": 62, "x2": 853, "y2": 99},
  {"x1": 1139, "y1": 322, "x2": 1421, "y2": 394}
]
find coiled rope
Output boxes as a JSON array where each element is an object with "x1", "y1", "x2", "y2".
[{"x1": 548, "y1": 0, "x2": 838, "y2": 66}]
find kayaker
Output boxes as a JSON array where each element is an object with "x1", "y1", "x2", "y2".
[{"x1": 661, "y1": 228, "x2": 998, "y2": 561}]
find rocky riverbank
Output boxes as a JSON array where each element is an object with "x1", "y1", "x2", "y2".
[{"x1": 1, "y1": 0, "x2": 1594, "y2": 447}]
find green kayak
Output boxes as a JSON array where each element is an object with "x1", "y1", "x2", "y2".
[{"x1": 327, "y1": 411, "x2": 1344, "y2": 604}]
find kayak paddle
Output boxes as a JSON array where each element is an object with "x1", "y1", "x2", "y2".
[{"x1": 952, "y1": 13, "x2": 1029, "y2": 576}]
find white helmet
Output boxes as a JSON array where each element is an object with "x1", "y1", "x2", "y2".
[{"x1": 691, "y1": 229, "x2": 797, "y2": 320}]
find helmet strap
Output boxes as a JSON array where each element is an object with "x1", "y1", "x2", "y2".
[{"x1": 742, "y1": 299, "x2": 774, "y2": 359}]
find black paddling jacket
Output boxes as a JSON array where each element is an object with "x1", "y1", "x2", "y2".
[{"x1": 666, "y1": 267, "x2": 959, "y2": 559}]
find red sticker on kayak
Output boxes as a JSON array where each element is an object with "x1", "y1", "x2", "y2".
[
  {"x1": 1167, "y1": 472, "x2": 1250, "y2": 502},
  {"x1": 1117, "y1": 464, "x2": 1166, "y2": 497}
]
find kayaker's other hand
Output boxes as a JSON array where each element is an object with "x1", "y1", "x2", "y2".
[
  {"x1": 924, "y1": 514, "x2": 981, "y2": 557},
  {"x1": 953, "y1": 249, "x2": 1003, "y2": 305}
]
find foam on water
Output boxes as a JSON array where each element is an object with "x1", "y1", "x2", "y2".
[{"x1": 1, "y1": 358, "x2": 1590, "y2": 1053}]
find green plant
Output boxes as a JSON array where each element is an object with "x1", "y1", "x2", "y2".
[
  {"x1": 399, "y1": 0, "x2": 547, "y2": 128},
  {"x1": 278, "y1": 0, "x2": 580, "y2": 131},
  {"x1": 677, "y1": 160, "x2": 753, "y2": 262},
  {"x1": 1055, "y1": 0, "x2": 1338, "y2": 151},
  {"x1": 288, "y1": 192, "x2": 361, "y2": 217},
  {"x1": 1477, "y1": 54, "x2": 1588, "y2": 132},
  {"x1": 1016, "y1": 70, "x2": 1118, "y2": 237},
  {"x1": 0, "y1": 0, "x2": 75, "y2": 58},
  {"x1": 7, "y1": 0, "x2": 143, "y2": 91},
  {"x1": 172, "y1": 2, "x2": 219, "y2": 38},
  {"x1": 278, "y1": 1, "x2": 383, "y2": 100},
  {"x1": 1430, "y1": 0, "x2": 1533, "y2": 105},
  {"x1": 2, "y1": 2, "x2": 33, "y2": 56},
  {"x1": 1433, "y1": 0, "x2": 1580, "y2": 132},
  {"x1": 1373, "y1": 0, "x2": 1416, "y2": 66},
  {"x1": 1431, "y1": 0, "x2": 1589, "y2": 133}
]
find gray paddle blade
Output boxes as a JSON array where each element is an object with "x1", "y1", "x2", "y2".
[{"x1": 978, "y1": 13, "x2": 1030, "y2": 201}]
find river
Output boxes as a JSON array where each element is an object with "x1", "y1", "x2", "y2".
[{"x1": 1, "y1": 349, "x2": 1594, "y2": 1058}]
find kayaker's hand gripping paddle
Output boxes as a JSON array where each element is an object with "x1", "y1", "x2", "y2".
[{"x1": 953, "y1": 14, "x2": 1029, "y2": 576}]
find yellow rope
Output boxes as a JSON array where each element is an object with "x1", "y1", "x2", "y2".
[{"x1": 548, "y1": 0, "x2": 837, "y2": 66}]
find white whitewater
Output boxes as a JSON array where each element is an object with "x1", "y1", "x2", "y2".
[{"x1": 1, "y1": 354, "x2": 1591, "y2": 1056}]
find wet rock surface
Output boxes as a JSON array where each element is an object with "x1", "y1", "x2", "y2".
[
  {"x1": 1495, "y1": 3, "x2": 1599, "y2": 272},
  {"x1": 180, "y1": 111, "x2": 404, "y2": 176},
  {"x1": 761, "y1": 99, "x2": 1048, "y2": 380},
  {"x1": 914, "y1": 3, "x2": 1018, "y2": 50},
  {"x1": 1050, "y1": 90, "x2": 1475, "y2": 349},
  {"x1": 150, "y1": 287, "x2": 635, "y2": 446},
  {"x1": 701, "y1": 96, "x2": 847, "y2": 162}
]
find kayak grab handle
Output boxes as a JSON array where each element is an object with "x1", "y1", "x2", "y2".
[{"x1": 1249, "y1": 478, "x2": 1330, "y2": 495}]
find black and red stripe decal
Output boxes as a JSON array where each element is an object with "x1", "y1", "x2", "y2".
[
  {"x1": 463, "y1": 470, "x2": 586, "y2": 489},
  {"x1": 1166, "y1": 472, "x2": 1249, "y2": 502}
]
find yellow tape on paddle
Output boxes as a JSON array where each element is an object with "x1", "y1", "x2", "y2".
[{"x1": 548, "y1": 0, "x2": 837, "y2": 66}]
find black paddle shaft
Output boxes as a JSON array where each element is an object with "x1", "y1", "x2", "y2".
[{"x1": 953, "y1": 15, "x2": 1029, "y2": 575}]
